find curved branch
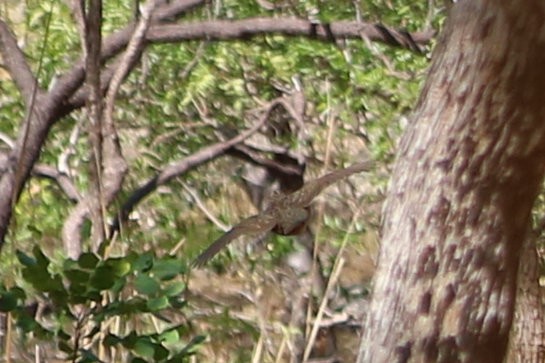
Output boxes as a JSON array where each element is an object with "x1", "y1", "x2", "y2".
[
  {"x1": 62, "y1": 19, "x2": 433, "y2": 115},
  {"x1": 227, "y1": 143, "x2": 303, "y2": 178},
  {"x1": 0, "y1": 146, "x2": 80, "y2": 203},
  {"x1": 31, "y1": 164, "x2": 80, "y2": 202},
  {"x1": 63, "y1": 0, "x2": 159, "y2": 257},
  {"x1": 48, "y1": 0, "x2": 205, "y2": 111},
  {"x1": 147, "y1": 18, "x2": 433, "y2": 51},
  {"x1": 0, "y1": 20, "x2": 40, "y2": 104},
  {"x1": 110, "y1": 100, "x2": 280, "y2": 236}
]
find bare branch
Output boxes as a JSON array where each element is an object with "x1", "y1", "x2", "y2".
[
  {"x1": 101, "y1": 0, "x2": 156, "y2": 200},
  {"x1": 110, "y1": 100, "x2": 282, "y2": 236},
  {"x1": 147, "y1": 18, "x2": 433, "y2": 52},
  {"x1": 182, "y1": 182, "x2": 230, "y2": 232},
  {"x1": 58, "y1": 17, "x2": 433, "y2": 116},
  {"x1": 83, "y1": 0, "x2": 106, "y2": 247},
  {"x1": 48, "y1": 0, "x2": 205, "y2": 109},
  {"x1": 226, "y1": 143, "x2": 303, "y2": 178},
  {"x1": 63, "y1": 0, "x2": 159, "y2": 256},
  {"x1": 0, "y1": 133, "x2": 79, "y2": 202},
  {"x1": 0, "y1": 132, "x2": 15, "y2": 149},
  {"x1": 32, "y1": 164, "x2": 81, "y2": 202},
  {"x1": 104, "y1": 0, "x2": 156, "y2": 116},
  {"x1": 0, "y1": 0, "x2": 203, "y2": 251},
  {"x1": 153, "y1": 0, "x2": 204, "y2": 21},
  {"x1": 0, "y1": 20, "x2": 41, "y2": 104}
]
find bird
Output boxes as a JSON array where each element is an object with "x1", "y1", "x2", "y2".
[{"x1": 193, "y1": 160, "x2": 373, "y2": 267}]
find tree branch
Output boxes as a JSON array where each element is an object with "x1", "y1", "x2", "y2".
[
  {"x1": 0, "y1": 0, "x2": 203, "y2": 251},
  {"x1": 62, "y1": 19, "x2": 433, "y2": 116},
  {"x1": 227, "y1": 143, "x2": 303, "y2": 178},
  {"x1": 31, "y1": 164, "x2": 81, "y2": 202},
  {"x1": 0, "y1": 0, "x2": 434, "y2": 252},
  {"x1": 110, "y1": 100, "x2": 282, "y2": 236},
  {"x1": 147, "y1": 18, "x2": 433, "y2": 51},
  {"x1": 0, "y1": 19, "x2": 41, "y2": 104},
  {"x1": 48, "y1": 0, "x2": 205, "y2": 110},
  {"x1": 102, "y1": 0, "x2": 156, "y2": 200},
  {"x1": 63, "y1": 0, "x2": 158, "y2": 257}
]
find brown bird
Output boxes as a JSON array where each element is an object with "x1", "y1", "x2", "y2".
[{"x1": 193, "y1": 160, "x2": 373, "y2": 267}]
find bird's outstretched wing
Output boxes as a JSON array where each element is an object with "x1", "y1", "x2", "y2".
[
  {"x1": 287, "y1": 160, "x2": 373, "y2": 207},
  {"x1": 193, "y1": 213, "x2": 277, "y2": 267}
]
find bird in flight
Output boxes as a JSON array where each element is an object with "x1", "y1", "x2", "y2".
[{"x1": 193, "y1": 160, "x2": 372, "y2": 267}]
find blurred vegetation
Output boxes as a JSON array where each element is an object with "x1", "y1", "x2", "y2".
[{"x1": 0, "y1": 0, "x2": 447, "y2": 361}]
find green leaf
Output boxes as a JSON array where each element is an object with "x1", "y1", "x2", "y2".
[
  {"x1": 146, "y1": 296, "x2": 169, "y2": 311},
  {"x1": 158, "y1": 328, "x2": 179, "y2": 345},
  {"x1": 9, "y1": 287, "x2": 26, "y2": 300},
  {"x1": 104, "y1": 333, "x2": 122, "y2": 347},
  {"x1": 65, "y1": 269, "x2": 90, "y2": 285},
  {"x1": 122, "y1": 331, "x2": 138, "y2": 349},
  {"x1": 0, "y1": 292, "x2": 18, "y2": 312},
  {"x1": 151, "y1": 258, "x2": 184, "y2": 281},
  {"x1": 133, "y1": 252, "x2": 154, "y2": 272},
  {"x1": 110, "y1": 276, "x2": 127, "y2": 295},
  {"x1": 134, "y1": 274, "x2": 160, "y2": 296},
  {"x1": 63, "y1": 258, "x2": 78, "y2": 270},
  {"x1": 163, "y1": 281, "x2": 186, "y2": 297},
  {"x1": 15, "y1": 313, "x2": 39, "y2": 333},
  {"x1": 105, "y1": 257, "x2": 132, "y2": 277},
  {"x1": 133, "y1": 338, "x2": 155, "y2": 358},
  {"x1": 153, "y1": 343, "x2": 169, "y2": 361},
  {"x1": 16, "y1": 250, "x2": 36, "y2": 267},
  {"x1": 90, "y1": 265, "x2": 116, "y2": 290},
  {"x1": 33, "y1": 245, "x2": 50, "y2": 269},
  {"x1": 78, "y1": 253, "x2": 99, "y2": 269}
]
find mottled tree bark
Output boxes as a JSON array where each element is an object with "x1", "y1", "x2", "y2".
[
  {"x1": 359, "y1": 2, "x2": 545, "y2": 362},
  {"x1": 505, "y1": 235, "x2": 545, "y2": 362}
]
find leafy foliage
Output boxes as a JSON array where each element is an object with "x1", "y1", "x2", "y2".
[{"x1": 1, "y1": 246, "x2": 199, "y2": 362}]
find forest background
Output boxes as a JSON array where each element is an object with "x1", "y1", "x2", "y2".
[{"x1": 0, "y1": 0, "x2": 512, "y2": 362}]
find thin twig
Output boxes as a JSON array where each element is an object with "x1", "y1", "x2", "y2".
[
  {"x1": 0, "y1": 132, "x2": 15, "y2": 148},
  {"x1": 302, "y1": 206, "x2": 363, "y2": 362},
  {"x1": 305, "y1": 81, "x2": 336, "y2": 343},
  {"x1": 181, "y1": 182, "x2": 230, "y2": 232}
]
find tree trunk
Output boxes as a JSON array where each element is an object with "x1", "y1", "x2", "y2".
[
  {"x1": 359, "y1": 2, "x2": 545, "y2": 362},
  {"x1": 505, "y1": 234, "x2": 545, "y2": 362}
]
